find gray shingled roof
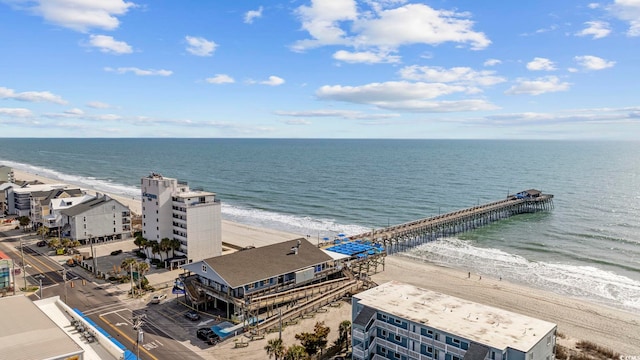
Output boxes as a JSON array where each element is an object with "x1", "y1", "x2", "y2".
[
  {"x1": 60, "y1": 196, "x2": 125, "y2": 217},
  {"x1": 203, "y1": 238, "x2": 333, "y2": 288},
  {"x1": 43, "y1": 188, "x2": 83, "y2": 202}
]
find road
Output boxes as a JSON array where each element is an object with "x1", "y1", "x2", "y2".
[{"x1": 0, "y1": 230, "x2": 212, "y2": 360}]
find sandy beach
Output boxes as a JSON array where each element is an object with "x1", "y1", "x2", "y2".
[{"x1": 10, "y1": 168, "x2": 640, "y2": 355}]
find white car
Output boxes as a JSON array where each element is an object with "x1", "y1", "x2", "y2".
[{"x1": 150, "y1": 294, "x2": 167, "y2": 304}]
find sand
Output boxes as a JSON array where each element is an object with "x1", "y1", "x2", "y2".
[{"x1": 10, "y1": 168, "x2": 640, "y2": 356}]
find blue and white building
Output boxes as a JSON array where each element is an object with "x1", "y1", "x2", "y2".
[{"x1": 352, "y1": 281, "x2": 557, "y2": 360}]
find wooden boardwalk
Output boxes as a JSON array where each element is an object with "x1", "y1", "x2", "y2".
[{"x1": 348, "y1": 189, "x2": 553, "y2": 254}]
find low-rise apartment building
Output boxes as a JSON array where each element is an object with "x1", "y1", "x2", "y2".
[
  {"x1": 60, "y1": 194, "x2": 131, "y2": 244},
  {"x1": 352, "y1": 281, "x2": 557, "y2": 360}
]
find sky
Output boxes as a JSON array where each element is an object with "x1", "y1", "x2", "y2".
[{"x1": 0, "y1": 0, "x2": 639, "y2": 139}]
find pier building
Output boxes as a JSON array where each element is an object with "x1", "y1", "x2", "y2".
[
  {"x1": 141, "y1": 173, "x2": 222, "y2": 266},
  {"x1": 352, "y1": 281, "x2": 557, "y2": 360}
]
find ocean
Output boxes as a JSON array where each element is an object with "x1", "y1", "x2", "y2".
[{"x1": 0, "y1": 138, "x2": 638, "y2": 311}]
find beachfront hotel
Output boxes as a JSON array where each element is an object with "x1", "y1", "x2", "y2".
[
  {"x1": 141, "y1": 173, "x2": 221, "y2": 267},
  {"x1": 352, "y1": 281, "x2": 557, "y2": 360}
]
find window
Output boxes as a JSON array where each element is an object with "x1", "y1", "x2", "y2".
[
  {"x1": 491, "y1": 351, "x2": 496, "y2": 360},
  {"x1": 453, "y1": 339, "x2": 460, "y2": 344},
  {"x1": 381, "y1": 330, "x2": 387, "y2": 337},
  {"x1": 434, "y1": 333, "x2": 440, "y2": 341},
  {"x1": 380, "y1": 347, "x2": 387, "y2": 355},
  {"x1": 113, "y1": 227, "x2": 116, "y2": 233},
  {"x1": 202, "y1": 265, "x2": 207, "y2": 272},
  {"x1": 381, "y1": 314, "x2": 388, "y2": 320},
  {"x1": 113, "y1": 221, "x2": 116, "y2": 225},
  {"x1": 395, "y1": 318, "x2": 402, "y2": 324},
  {"x1": 394, "y1": 353, "x2": 401, "y2": 359},
  {"x1": 394, "y1": 334, "x2": 401, "y2": 342}
]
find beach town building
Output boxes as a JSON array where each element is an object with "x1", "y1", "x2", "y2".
[
  {"x1": 59, "y1": 194, "x2": 132, "y2": 244},
  {"x1": 0, "y1": 165, "x2": 13, "y2": 183},
  {"x1": 351, "y1": 281, "x2": 557, "y2": 360},
  {"x1": 43, "y1": 194, "x2": 95, "y2": 235},
  {"x1": 0, "y1": 182, "x2": 17, "y2": 216},
  {"x1": 0, "y1": 250, "x2": 14, "y2": 294},
  {"x1": 141, "y1": 173, "x2": 221, "y2": 266},
  {"x1": 30, "y1": 187, "x2": 85, "y2": 228},
  {"x1": 5, "y1": 183, "x2": 76, "y2": 217},
  {"x1": 182, "y1": 238, "x2": 356, "y2": 324},
  {"x1": 0, "y1": 295, "x2": 130, "y2": 360}
]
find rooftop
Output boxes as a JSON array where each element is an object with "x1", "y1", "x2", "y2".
[
  {"x1": 354, "y1": 281, "x2": 557, "y2": 352},
  {"x1": 187, "y1": 238, "x2": 333, "y2": 288}
]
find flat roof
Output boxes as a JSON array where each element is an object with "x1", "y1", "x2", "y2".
[
  {"x1": 0, "y1": 295, "x2": 83, "y2": 360},
  {"x1": 354, "y1": 281, "x2": 557, "y2": 352}
]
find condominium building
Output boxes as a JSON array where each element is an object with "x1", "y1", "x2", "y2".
[
  {"x1": 0, "y1": 165, "x2": 13, "y2": 183},
  {"x1": 352, "y1": 281, "x2": 557, "y2": 360},
  {"x1": 30, "y1": 187, "x2": 84, "y2": 227},
  {"x1": 5, "y1": 183, "x2": 76, "y2": 217},
  {"x1": 60, "y1": 194, "x2": 132, "y2": 244},
  {"x1": 141, "y1": 173, "x2": 221, "y2": 266}
]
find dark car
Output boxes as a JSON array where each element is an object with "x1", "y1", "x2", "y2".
[
  {"x1": 37, "y1": 240, "x2": 47, "y2": 247},
  {"x1": 196, "y1": 328, "x2": 220, "y2": 345},
  {"x1": 110, "y1": 249, "x2": 123, "y2": 255},
  {"x1": 185, "y1": 310, "x2": 200, "y2": 321}
]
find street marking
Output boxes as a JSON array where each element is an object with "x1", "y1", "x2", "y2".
[{"x1": 100, "y1": 315, "x2": 159, "y2": 360}]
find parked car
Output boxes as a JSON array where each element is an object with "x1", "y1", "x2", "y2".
[
  {"x1": 150, "y1": 294, "x2": 167, "y2": 304},
  {"x1": 110, "y1": 249, "x2": 123, "y2": 255},
  {"x1": 185, "y1": 310, "x2": 200, "y2": 321},
  {"x1": 196, "y1": 328, "x2": 220, "y2": 345},
  {"x1": 36, "y1": 240, "x2": 46, "y2": 247}
]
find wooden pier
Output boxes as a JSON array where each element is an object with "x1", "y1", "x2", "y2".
[{"x1": 349, "y1": 189, "x2": 553, "y2": 254}]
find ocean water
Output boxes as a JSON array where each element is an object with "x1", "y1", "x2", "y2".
[{"x1": 0, "y1": 138, "x2": 639, "y2": 311}]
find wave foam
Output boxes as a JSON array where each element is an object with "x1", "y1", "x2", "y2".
[{"x1": 405, "y1": 237, "x2": 640, "y2": 311}]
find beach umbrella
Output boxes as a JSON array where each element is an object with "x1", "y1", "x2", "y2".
[{"x1": 338, "y1": 233, "x2": 346, "y2": 237}]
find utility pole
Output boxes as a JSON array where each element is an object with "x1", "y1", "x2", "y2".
[
  {"x1": 61, "y1": 268, "x2": 68, "y2": 303},
  {"x1": 278, "y1": 307, "x2": 282, "y2": 341},
  {"x1": 35, "y1": 274, "x2": 44, "y2": 298},
  {"x1": 20, "y1": 237, "x2": 26, "y2": 291},
  {"x1": 132, "y1": 314, "x2": 146, "y2": 360},
  {"x1": 89, "y1": 234, "x2": 97, "y2": 277},
  {"x1": 130, "y1": 262, "x2": 135, "y2": 297}
]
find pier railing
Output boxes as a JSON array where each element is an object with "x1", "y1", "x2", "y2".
[{"x1": 349, "y1": 190, "x2": 553, "y2": 254}]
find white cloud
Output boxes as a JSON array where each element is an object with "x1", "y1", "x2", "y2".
[
  {"x1": 104, "y1": 67, "x2": 172, "y2": 76},
  {"x1": 315, "y1": 80, "x2": 498, "y2": 112},
  {"x1": 293, "y1": 2, "x2": 489, "y2": 52},
  {"x1": 275, "y1": 109, "x2": 399, "y2": 120},
  {"x1": 526, "y1": 57, "x2": 556, "y2": 71},
  {"x1": 260, "y1": 76, "x2": 285, "y2": 86},
  {"x1": 574, "y1": 55, "x2": 616, "y2": 70},
  {"x1": 244, "y1": 6, "x2": 263, "y2": 24},
  {"x1": 399, "y1": 65, "x2": 506, "y2": 87},
  {"x1": 505, "y1": 76, "x2": 570, "y2": 95},
  {"x1": 206, "y1": 74, "x2": 235, "y2": 84},
  {"x1": 0, "y1": 107, "x2": 33, "y2": 117},
  {"x1": 588, "y1": 3, "x2": 600, "y2": 9},
  {"x1": 0, "y1": 86, "x2": 67, "y2": 104},
  {"x1": 87, "y1": 101, "x2": 111, "y2": 109},
  {"x1": 185, "y1": 36, "x2": 217, "y2": 56},
  {"x1": 576, "y1": 21, "x2": 611, "y2": 39},
  {"x1": 64, "y1": 108, "x2": 84, "y2": 115},
  {"x1": 483, "y1": 59, "x2": 501, "y2": 67},
  {"x1": 567, "y1": 67, "x2": 579, "y2": 73},
  {"x1": 609, "y1": 0, "x2": 640, "y2": 36},
  {"x1": 88, "y1": 34, "x2": 132, "y2": 54},
  {"x1": 14, "y1": 0, "x2": 135, "y2": 32},
  {"x1": 332, "y1": 50, "x2": 400, "y2": 63}
]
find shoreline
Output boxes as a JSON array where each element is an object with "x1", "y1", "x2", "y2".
[{"x1": 10, "y1": 168, "x2": 640, "y2": 354}]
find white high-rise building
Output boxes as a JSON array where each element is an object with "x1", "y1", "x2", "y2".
[{"x1": 141, "y1": 173, "x2": 222, "y2": 265}]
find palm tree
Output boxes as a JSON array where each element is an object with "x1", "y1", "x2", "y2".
[
  {"x1": 121, "y1": 258, "x2": 137, "y2": 274},
  {"x1": 264, "y1": 338, "x2": 285, "y2": 360},
  {"x1": 70, "y1": 240, "x2": 81, "y2": 248},
  {"x1": 283, "y1": 345, "x2": 308, "y2": 360},
  {"x1": 36, "y1": 226, "x2": 48, "y2": 241},
  {"x1": 60, "y1": 237, "x2": 71, "y2": 249},
  {"x1": 159, "y1": 237, "x2": 171, "y2": 260},
  {"x1": 136, "y1": 261, "x2": 150, "y2": 291},
  {"x1": 134, "y1": 235, "x2": 147, "y2": 252},
  {"x1": 169, "y1": 238, "x2": 182, "y2": 257},
  {"x1": 338, "y1": 320, "x2": 351, "y2": 352},
  {"x1": 149, "y1": 240, "x2": 160, "y2": 261},
  {"x1": 48, "y1": 237, "x2": 61, "y2": 250}
]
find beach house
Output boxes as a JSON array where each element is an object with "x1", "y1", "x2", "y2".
[
  {"x1": 141, "y1": 173, "x2": 222, "y2": 267},
  {"x1": 59, "y1": 194, "x2": 132, "y2": 244},
  {"x1": 181, "y1": 238, "x2": 351, "y2": 321},
  {"x1": 352, "y1": 281, "x2": 557, "y2": 360}
]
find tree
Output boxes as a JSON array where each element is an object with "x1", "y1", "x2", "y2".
[
  {"x1": 169, "y1": 238, "x2": 182, "y2": 257},
  {"x1": 136, "y1": 261, "x2": 150, "y2": 291},
  {"x1": 265, "y1": 338, "x2": 285, "y2": 360},
  {"x1": 70, "y1": 240, "x2": 81, "y2": 248},
  {"x1": 18, "y1": 216, "x2": 30, "y2": 232},
  {"x1": 294, "y1": 321, "x2": 330, "y2": 358},
  {"x1": 159, "y1": 237, "x2": 171, "y2": 260},
  {"x1": 134, "y1": 235, "x2": 147, "y2": 252},
  {"x1": 121, "y1": 258, "x2": 137, "y2": 274},
  {"x1": 37, "y1": 226, "x2": 48, "y2": 241},
  {"x1": 60, "y1": 238, "x2": 71, "y2": 249},
  {"x1": 148, "y1": 240, "x2": 160, "y2": 260},
  {"x1": 48, "y1": 237, "x2": 61, "y2": 250},
  {"x1": 283, "y1": 345, "x2": 308, "y2": 360},
  {"x1": 338, "y1": 320, "x2": 351, "y2": 352}
]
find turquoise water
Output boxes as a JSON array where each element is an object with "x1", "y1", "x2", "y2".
[{"x1": 0, "y1": 138, "x2": 638, "y2": 310}]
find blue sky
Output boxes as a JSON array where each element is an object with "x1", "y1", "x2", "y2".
[{"x1": 1, "y1": 0, "x2": 638, "y2": 139}]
